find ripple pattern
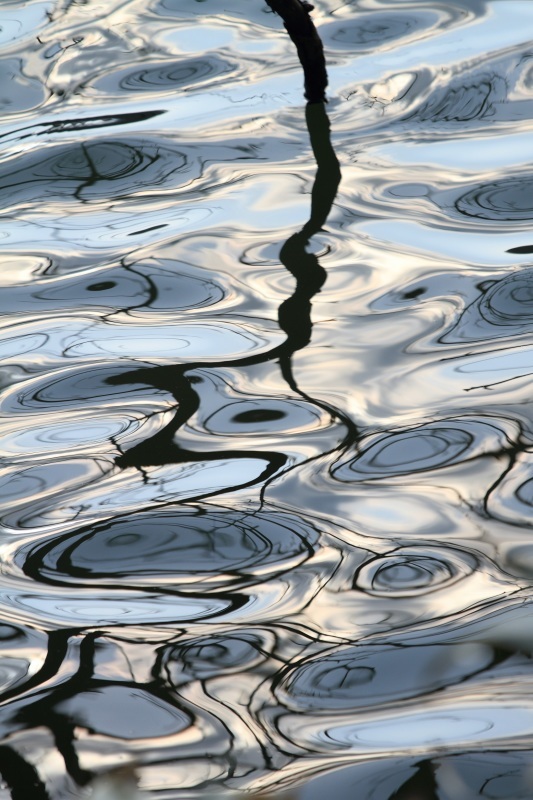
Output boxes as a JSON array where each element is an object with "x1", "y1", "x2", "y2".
[
  {"x1": 455, "y1": 175, "x2": 533, "y2": 222},
  {"x1": 20, "y1": 506, "x2": 318, "y2": 590},
  {"x1": 1, "y1": 0, "x2": 533, "y2": 796},
  {"x1": 354, "y1": 545, "x2": 477, "y2": 597},
  {"x1": 274, "y1": 640, "x2": 494, "y2": 711},
  {"x1": 332, "y1": 418, "x2": 509, "y2": 482},
  {"x1": 445, "y1": 268, "x2": 533, "y2": 343},
  {"x1": 0, "y1": 139, "x2": 193, "y2": 207}
]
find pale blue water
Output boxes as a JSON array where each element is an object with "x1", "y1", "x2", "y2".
[{"x1": 1, "y1": 0, "x2": 533, "y2": 797}]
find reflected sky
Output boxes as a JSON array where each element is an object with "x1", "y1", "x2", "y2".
[{"x1": 1, "y1": 0, "x2": 533, "y2": 797}]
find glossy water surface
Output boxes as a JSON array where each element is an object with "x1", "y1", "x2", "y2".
[{"x1": 1, "y1": 0, "x2": 533, "y2": 797}]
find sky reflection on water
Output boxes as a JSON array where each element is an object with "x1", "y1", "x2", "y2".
[{"x1": 1, "y1": 0, "x2": 533, "y2": 797}]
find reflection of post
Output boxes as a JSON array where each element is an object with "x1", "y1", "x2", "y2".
[
  {"x1": 277, "y1": 101, "x2": 341, "y2": 388},
  {"x1": 105, "y1": 4, "x2": 350, "y2": 484},
  {"x1": 302, "y1": 102, "x2": 341, "y2": 236},
  {"x1": 265, "y1": 0, "x2": 328, "y2": 103}
]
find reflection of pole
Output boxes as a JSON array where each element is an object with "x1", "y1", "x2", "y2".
[
  {"x1": 277, "y1": 101, "x2": 341, "y2": 389},
  {"x1": 0, "y1": 746, "x2": 51, "y2": 800},
  {"x1": 302, "y1": 102, "x2": 341, "y2": 236},
  {"x1": 105, "y1": 3, "x2": 352, "y2": 483},
  {"x1": 265, "y1": 0, "x2": 328, "y2": 103}
]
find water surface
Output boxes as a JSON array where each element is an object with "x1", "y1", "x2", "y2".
[{"x1": 1, "y1": 0, "x2": 533, "y2": 797}]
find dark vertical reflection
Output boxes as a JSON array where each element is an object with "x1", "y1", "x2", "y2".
[
  {"x1": 0, "y1": 630, "x2": 93, "y2": 788},
  {"x1": 277, "y1": 101, "x2": 341, "y2": 391},
  {"x1": 265, "y1": 0, "x2": 328, "y2": 103},
  {"x1": 107, "y1": 98, "x2": 352, "y2": 491},
  {"x1": 389, "y1": 760, "x2": 439, "y2": 800},
  {"x1": 0, "y1": 745, "x2": 51, "y2": 800},
  {"x1": 1, "y1": 630, "x2": 196, "y2": 790}
]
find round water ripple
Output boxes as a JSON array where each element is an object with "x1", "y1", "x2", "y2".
[
  {"x1": 1, "y1": 456, "x2": 285, "y2": 530},
  {"x1": 274, "y1": 640, "x2": 494, "y2": 712},
  {"x1": 456, "y1": 176, "x2": 533, "y2": 222},
  {"x1": 2, "y1": 0, "x2": 533, "y2": 789},
  {"x1": 0, "y1": 262, "x2": 225, "y2": 315},
  {"x1": 0, "y1": 457, "x2": 111, "y2": 514},
  {"x1": 19, "y1": 506, "x2": 318, "y2": 591},
  {"x1": 267, "y1": 646, "x2": 533, "y2": 754},
  {"x1": 10, "y1": 268, "x2": 152, "y2": 313},
  {"x1": 0, "y1": 363, "x2": 171, "y2": 414},
  {"x1": 161, "y1": 629, "x2": 272, "y2": 687},
  {"x1": 445, "y1": 268, "x2": 533, "y2": 343},
  {"x1": 408, "y1": 69, "x2": 508, "y2": 124},
  {"x1": 91, "y1": 54, "x2": 233, "y2": 95},
  {"x1": 0, "y1": 138, "x2": 196, "y2": 208},
  {"x1": 433, "y1": 175, "x2": 533, "y2": 225},
  {"x1": 156, "y1": 0, "x2": 276, "y2": 27},
  {"x1": 319, "y1": 708, "x2": 527, "y2": 752},
  {"x1": 478, "y1": 269, "x2": 533, "y2": 326},
  {"x1": 0, "y1": 410, "x2": 147, "y2": 460},
  {"x1": 297, "y1": 534, "x2": 512, "y2": 640},
  {"x1": 63, "y1": 320, "x2": 280, "y2": 361},
  {"x1": 202, "y1": 397, "x2": 326, "y2": 436},
  {"x1": 5, "y1": 590, "x2": 232, "y2": 628},
  {"x1": 321, "y1": 10, "x2": 439, "y2": 52},
  {"x1": 354, "y1": 545, "x2": 477, "y2": 597},
  {"x1": 332, "y1": 417, "x2": 510, "y2": 482},
  {"x1": 124, "y1": 258, "x2": 225, "y2": 312}
]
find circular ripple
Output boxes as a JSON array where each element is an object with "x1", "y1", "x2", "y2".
[
  {"x1": 122, "y1": 60, "x2": 220, "y2": 90},
  {"x1": 0, "y1": 364, "x2": 163, "y2": 414},
  {"x1": 63, "y1": 321, "x2": 277, "y2": 360},
  {"x1": 32, "y1": 268, "x2": 151, "y2": 309},
  {"x1": 354, "y1": 546, "x2": 477, "y2": 597},
  {"x1": 333, "y1": 422, "x2": 467, "y2": 481},
  {"x1": 25, "y1": 262, "x2": 223, "y2": 313},
  {"x1": 517, "y1": 478, "x2": 533, "y2": 507},
  {"x1": 0, "y1": 139, "x2": 192, "y2": 206},
  {"x1": 128, "y1": 258, "x2": 225, "y2": 311},
  {"x1": 321, "y1": 11, "x2": 436, "y2": 50},
  {"x1": 162, "y1": 630, "x2": 271, "y2": 687},
  {"x1": 455, "y1": 176, "x2": 533, "y2": 222},
  {"x1": 21, "y1": 507, "x2": 318, "y2": 591},
  {"x1": 444, "y1": 269, "x2": 533, "y2": 343},
  {"x1": 480, "y1": 269, "x2": 533, "y2": 328},
  {"x1": 413, "y1": 77, "x2": 501, "y2": 123},
  {"x1": 332, "y1": 418, "x2": 510, "y2": 482},
  {"x1": 275, "y1": 640, "x2": 494, "y2": 712},
  {"x1": 0, "y1": 457, "x2": 110, "y2": 508},
  {"x1": 93, "y1": 55, "x2": 233, "y2": 94},
  {"x1": 203, "y1": 398, "x2": 324, "y2": 436},
  {"x1": 1, "y1": 412, "x2": 142, "y2": 457}
]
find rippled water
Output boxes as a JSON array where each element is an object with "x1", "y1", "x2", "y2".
[{"x1": 1, "y1": 0, "x2": 533, "y2": 797}]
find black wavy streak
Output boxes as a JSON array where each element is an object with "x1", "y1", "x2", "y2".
[{"x1": 105, "y1": 101, "x2": 351, "y2": 498}]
